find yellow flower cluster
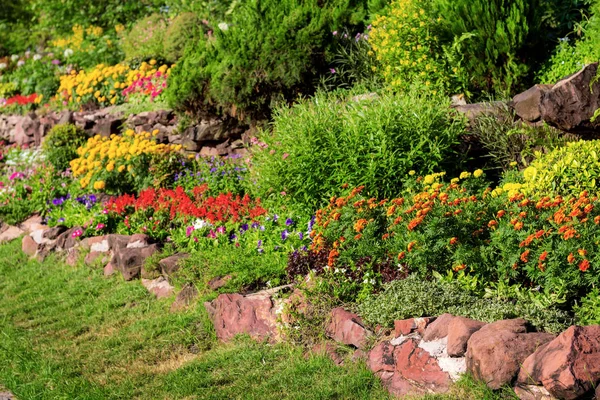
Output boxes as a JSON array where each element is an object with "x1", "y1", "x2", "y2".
[
  {"x1": 369, "y1": 0, "x2": 447, "y2": 92},
  {"x1": 56, "y1": 61, "x2": 171, "y2": 107},
  {"x1": 52, "y1": 25, "x2": 105, "y2": 51},
  {"x1": 70, "y1": 129, "x2": 182, "y2": 190}
]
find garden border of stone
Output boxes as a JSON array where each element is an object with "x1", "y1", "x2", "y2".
[{"x1": 1, "y1": 216, "x2": 600, "y2": 400}]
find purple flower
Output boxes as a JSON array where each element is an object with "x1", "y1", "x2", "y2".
[
  {"x1": 186, "y1": 226, "x2": 194, "y2": 237},
  {"x1": 330, "y1": 68, "x2": 336, "y2": 74},
  {"x1": 285, "y1": 218, "x2": 294, "y2": 226},
  {"x1": 260, "y1": 225, "x2": 265, "y2": 231},
  {"x1": 308, "y1": 216, "x2": 316, "y2": 233},
  {"x1": 230, "y1": 233, "x2": 238, "y2": 241},
  {"x1": 281, "y1": 230, "x2": 289, "y2": 240},
  {"x1": 258, "y1": 248, "x2": 264, "y2": 254},
  {"x1": 239, "y1": 224, "x2": 249, "y2": 233},
  {"x1": 298, "y1": 232, "x2": 304, "y2": 240},
  {"x1": 51, "y1": 59, "x2": 61, "y2": 65},
  {"x1": 58, "y1": 218, "x2": 65, "y2": 223},
  {"x1": 273, "y1": 214, "x2": 279, "y2": 223},
  {"x1": 301, "y1": 246, "x2": 308, "y2": 252},
  {"x1": 251, "y1": 222, "x2": 260, "y2": 229},
  {"x1": 257, "y1": 240, "x2": 263, "y2": 247}
]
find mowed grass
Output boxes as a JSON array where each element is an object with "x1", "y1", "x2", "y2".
[
  {"x1": 0, "y1": 238, "x2": 515, "y2": 399},
  {"x1": 0, "y1": 239, "x2": 390, "y2": 399}
]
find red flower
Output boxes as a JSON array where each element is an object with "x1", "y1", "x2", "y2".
[{"x1": 579, "y1": 259, "x2": 590, "y2": 272}]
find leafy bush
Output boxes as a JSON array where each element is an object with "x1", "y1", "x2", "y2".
[
  {"x1": 42, "y1": 124, "x2": 88, "y2": 171},
  {"x1": 0, "y1": 57, "x2": 60, "y2": 100},
  {"x1": 166, "y1": 0, "x2": 371, "y2": 120},
  {"x1": 369, "y1": 0, "x2": 450, "y2": 93},
  {"x1": 357, "y1": 275, "x2": 572, "y2": 333},
  {"x1": 250, "y1": 88, "x2": 465, "y2": 211},
  {"x1": 433, "y1": 0, "x2": 544, "y2": 97},
  {"x1": 121, "y1": 14, "x2": 168, "y2": 63},
  {"x1": 538, "y1": 1, "x2": 599, "y2": 83},
  {"x1": 163, "y1": 13, "x2": 204, "y2": 63},
  {"x1": 574, "y1": 288, "x2": 600, "y2": 325},
  {"x1": 469, "y1": 103, "x2": 576, "y2": 171},
  {"x1": 516, "y1": 140, "x2": 600, "y2": 198}
]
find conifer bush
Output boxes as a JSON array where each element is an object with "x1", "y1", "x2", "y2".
[{"x1": 166, "y1": 0, "x2": 372, "y2": 120}]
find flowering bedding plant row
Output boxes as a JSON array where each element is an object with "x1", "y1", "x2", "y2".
[
  {"x1": 46, "y1": 184, "x2": 310, "y2": 256},
  {"x1": 304, "y1": 170, "x2": 600, "y2": 301}
]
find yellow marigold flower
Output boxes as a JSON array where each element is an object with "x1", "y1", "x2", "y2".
[
  {"x1": 423, "y1": 175, "x2": 435, "y2": 185},
  {"x1": 473, "y1": 169, "x2": 484, "y2": 178},
  {"x1": 459, "y1": 171, "x2": 471, "y2": 179},
  {"x1": 93, "y1": 181, "x2": 106, "y2": 190},
  {"x1": 408, "y1": 170, "x2": 416, "y2": 176},
  {"x1": 118, "y1": 165, "x2": 126, "y2": 173}
]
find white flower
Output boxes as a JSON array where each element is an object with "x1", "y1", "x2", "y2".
[
  {"x1": 10, "y1": 55, "x2": 19, "y2": 62},
  {"x1": 33, "y1": 54, "x2": 42, "y2": 61},
  {"x1": 24, "y1": 50, "x2": 31, "y2": 57},
  {"x1": 17, "y1": 60, "x2": 25, "y2": 67},
  {"x1": 218, "y1": 22, "x2": 229, "y2": 31},
  {"x1": 193, "y1": 219, "x2": 211, "y2": 230},
  {"x1": 64, "y1": 48, "x2": 74, "y2": 58},
  {"x1": 0, "y1": 63, "x2": 6, "y2": 70}
]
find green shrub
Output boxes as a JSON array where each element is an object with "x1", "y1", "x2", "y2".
[
  {"x1": 369, "y1": 0, "x2": 451, "y2": 93},
  {"x1": 357, "y1": 275, "x2": 572, "y2": 333},
  {"x1": 517, "y1": 140, "x2": 600, "y2": 198},
  {"x1": 163, "y1": 13, "x2": 204, "y2": 63},
  {"x1": 574, "y1": 288, "x2": 600, "y2": 325},
  {"x1": 166, "y1": 0, "x2": 371, "y2": 120},
  {"x1": 121, "y1": 14, "x2": 168, "y2": 63},
  {"x1": 469, "y1": 103, "x2": 576, "y2": 171},
  {"x1": 538, "y1": 0, "x2": 600, "y2": 83},
  {"x1": 433, "y1": 0, "x2": 544, "y2": 97},
  {"x1": 42, "y1": 124, "x2": 88, "y2": 172},
  {"x1": 250, "y1": 88, "x2": 465, "y2": 211}
]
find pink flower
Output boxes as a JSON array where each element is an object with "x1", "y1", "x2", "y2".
[
  {"x1": 186, "y1": 226, "x2": 194, "y2": 237},
  {"x1": 71, "y1": 229, "x2": 83, "y2": 238},
  {"x1": 217, "y1": 226, "x2": 226, "y2": 235},
  {"x1": 207, "y1": 230, "x2": 217, "y2": 239},
  {"x1": 96, "y1": 223, "x2": 105, "y2": 230},
  {"x1": 280, "y1": 191, "x2": 286, "y2": 196},
  {"x1": 282, "y1": 153, "x2": 289, "y2": 160}
]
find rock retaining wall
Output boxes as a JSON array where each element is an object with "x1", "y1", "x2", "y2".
[{"x1": 0, "y1": 107, "x2": 249, "y2": 157}]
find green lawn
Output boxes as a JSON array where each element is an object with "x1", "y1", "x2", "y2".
[{"x1": 0, "y1": 238, "x2": 513, "y2": 399}]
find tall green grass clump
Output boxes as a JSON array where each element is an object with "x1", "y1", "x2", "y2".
[{"x1": 250, "y1": 88, "x2": 465, "y2": 210}]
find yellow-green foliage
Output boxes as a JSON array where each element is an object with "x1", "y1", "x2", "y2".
[
  {"x1": 518, "y1": 140, "x2": 600, "y2": 198},
  {"x1": 369, "y1": 0, "x2": 447, "y2": 92}
]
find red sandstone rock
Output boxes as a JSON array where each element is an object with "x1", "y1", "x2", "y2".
[
  {"x1": 423, "y1": 313, "x2": 455, "y2": 341},
  {"x1": 159, "y1": 253, "x2": 189, "y2": 276},
  {"x1": 21, "y1": 234, "x2": 38, "y2": 256},
  {"x1": 170, "y1": 283, "x2": 198, "y2": 312},
  {"x1": 326, "y1": 307, "x2": 372, "y2": 349},
  {"x1": 112, "y1": 244, "x2": 159, "y2": 281},
  {"x1": 141, "y1": 277, "x2": 174, "y2": 299},
  {"x1": 513, "y1": 385, "x2": 556, "y2": 400},
  {"x1": 127, "y1": 234, "x2": 151, "y2": 248},
  {"x1": 466, "y1": 319, "x2": 555, "y2": 390},
  {"x1": 205, "y1": 290, "x2": 280, "y2": 342},
  {"x1": 517, "y1": 325, "x2": 600, "y2": 400},
  {"x1": 208, "y1": 275, "x2": 233, "y2": 290},
  {"x1": 447, "y1": 316, "x2": 485, "y2": 357},
  {"x1": 0, "y1": 226, "x2": 25, "y2": 243},
  {"x1": 84, "y1": 251, "x2": 111, "y2": 266},
  {"x1": 394, "y1": 317, "x2": 433, "y2": 337},
  {"x1": 103, "y1": 262, "x2": 115, "y2": 276}
]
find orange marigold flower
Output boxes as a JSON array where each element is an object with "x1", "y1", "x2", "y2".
[
  {"x1": 449, "y1": 237, "x2": 458, "y2": 245},
  {"x1": 382, "y1": 233, "x2": 390, "y2": 240},
  {"x1": 520, "y1": 250, "x2": 530, "y2": 263},
  {"x1": 332, "y1": 212, "x2": 341, "y2": 221},
  {"x1": 539, "y1": 251, "x2": 548, "y2": 262},
  {"x1": 488, "y1": 220, "x2": 498, "y2": 229},
  {"x1": 553, "y1": 211, "x2": 566, "y2": 225},
  {"x1": 341, "y1": 183, "x2": 349, "y2": 189},
  {"x1": 585, "y1": 204, "x2": 594, "y2": 213},
  {"x1": 580, "y1": 190, "x2": 589, "y2": 198},
  {"x1": 453, "y1": 264, "x2": 466, "y2": 272},
  {"x1": 354, "y1": 234, "x2": 362, "y2": 240},
  {"x1": 397, "y1": 251, "x2": 406, "y2": 260},
  {"x1": 407, "y1": 217, "x2": 424, "y2": 231},
  {"x1": 497, "y1": 210, "x2": 506, "y2": 218},
  {"x1": 535, "y1": 230, "x2": 545, "y2": 239},
  {"x1": 335, "y1": 198, "x2": 347, "y2": 208},
  {"x1": 578, "y1": 249, "x2": 587, "y2": 257},
  {"x1": 519, "y1": 199, "x2": 530, "y2": 207},
  {"x1": 519, "y1": 211, "x2": 527, "y2": 218},
  {"x1": 393, "y1": 216, "x2": 403, "y2": 225},
  {"x1": 353, "y1": 218, "x2": 368, "y2": 233},
  {"x1": 339, "y1": 236, "x2": 346, "y2": 243},
  {"x1": 454, "y1": 209, "x2": 463, "y2": 215},
  {"x1": 567, "y1": 253, "x2": 575, "y2": 264},
  {"x1": 511, "y1": 263, "x2": 518, "y2": 270},
  {"x1": 563, "y1": 228, "x2": 577, "y2": 240},
  {"x1": 569, "y1": 208, "x2": 582, "y2": 218},
  {"x1": 386, "y1": 205, "x2": 397, "y2": 216},
  {"x1": 520, "y1": 234, "x2": 535, "y2": 248},
  {"x1": 595, "y1": 215, "x2": 600, "y2": 225},
  {"x1": 579, "y1": 259, "x2": 590, "y2": 272},
  {"x1": 538, "y1": 261, "x2": 546, "y2": 272},
  {"x1": 514, "y1": 221, "x2": 524, "y2": 230},
  {"x1": 353, "y1": 200, "x2": 365, "y2": 208},
  {"x1": 407, "y1": 241, "x2": 416, "y2": 252}
]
